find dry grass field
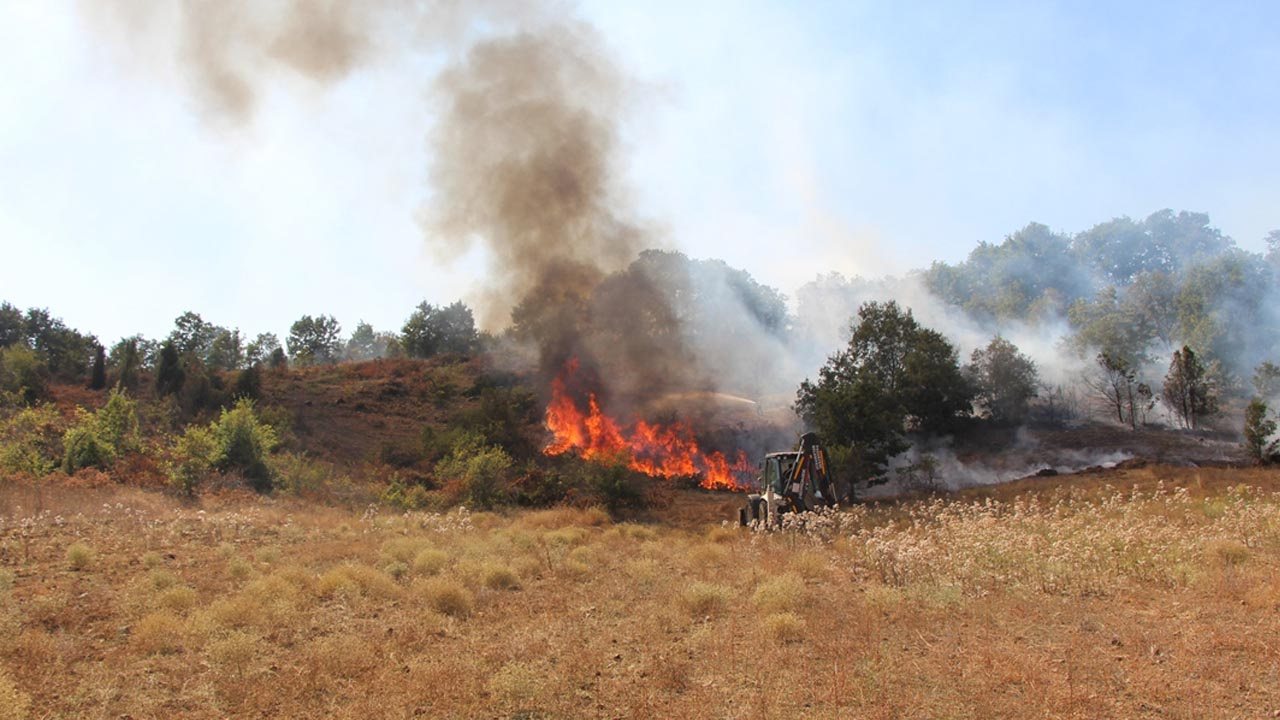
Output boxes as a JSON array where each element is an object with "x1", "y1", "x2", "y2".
[{"x1": 2, "y1": 463, "x2": 1279, "y2": 719}]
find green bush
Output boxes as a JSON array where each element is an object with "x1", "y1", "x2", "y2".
[
  {"x1": 434, "y1": 432, "x2": 513, "y2": 509},
  {"x1": 62, "y1": 415, "x2": 114, "y2": 474},
  {"x1": 0, "y1": 344, "x2": 48, "y2": 406},
  {"x1": 0, "y1": 404, "x2": 63, "y2": 476},
  {"x1": 59, "y1": 388, "x2": 142, "y2": 475},
  {"x1": 582, "y1": 457, "x2": 645, "y2": 514},
  {"x1": 212, "y1": 398, "x2": 279, "y2": 492},
  {"x1": 95, "y1": 387, "x2": 140, "y2": 453},
  {"x1": 167, "y1": 425, "x2": 218, "y2": 496}
]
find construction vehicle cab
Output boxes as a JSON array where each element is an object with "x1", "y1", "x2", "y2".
[{"x1": 739, "y1": 432, "x2": 845, "y2": 526}]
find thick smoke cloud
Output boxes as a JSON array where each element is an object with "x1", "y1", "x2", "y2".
[{"x1": 84, "y1": 1, "x2": 653, "y2": 380}]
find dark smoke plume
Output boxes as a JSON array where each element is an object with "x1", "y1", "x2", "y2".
[
  {"x1": 86, "y1": 2, "x2": 641, "y2": 353},
  {"x1": 84, "y1": 1, "x2": 792, "y2": 428}
]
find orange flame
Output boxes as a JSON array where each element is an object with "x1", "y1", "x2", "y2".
[{"x1": 544, "y1": 360, "x2": 750, "y2": 490}]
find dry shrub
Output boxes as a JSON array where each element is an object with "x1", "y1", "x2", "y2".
[
  {"x1": 304, "y1": 633, "x2": 379, "y2": 680},
  {"x1": 704, "y1": 525, "x2": 736, "y2": 544},
  {"x1": 786, "y1": 551, "x2": 830, "y2": 580},
  {"x1": 686, "y1": 543, "x2": 730, "y2": 569},
  {"x1": 542, "y1": 526, "x2": 590, "y2": 547},
  {"x1": 381, "y1": 537, "x2": 428, "y2": 565},
  {"x1": 226, "y1": 557, "x2": 253, "y2": 581},
  {"x1": 624, "y1": 557, "x2": 662, "y2": 590},
  {"x1": 316, "y1": 564, "x2": 402, "y2": 602},
  {"x1": 65, "y1": 542, "x2": 93, "y2": 571},
  {"x1": 132, "y1": 612, "x2": 184, "y2": 654},
  {"x1": 156, "y1": 585, "x2": 198, "y2": 613},
  {"x1": 679, "y1": 582, "x2": 732, "y2": 619},
  {"x1": 615, "y1": 523, "x2": 657, "y2": 541},
  {"x1": 205, "y1": 630, "x2": 265, "y2": 679},
  {"x1": 518, "y1": 506, "x2": 610, "y2": 530},
  {"x1": 198, "y1": 594, "x2": 266, "y2": 634},
  {"x1": 149, "y1": 569, "x2": 178, "y2": 590},
  {"x1": 1205, "y1": 538, "x2": 1249, "y2": 567},
  {"x1": 562, "y1": 544, "x2": 603, "y2": 579},
  {"x1": 254, "y1": 547, "x2": 281, "y2": 565},
  {"x1": 752, "y1": 574, "x2": 807, "y2": 614},
  {"x1": 488, "y1": 661, "x2": 544, "y2": 709},
  {"x1": 481, "y1": 563, "x2": 520, "y2": 591},
  {"x1": 0, "y1": 666, "x2": 32, "y2": 720},
  {"x1": 140, "y1": 551, "x2": 163, "y2": 569},
  {"x1": 764, "y1": 611, "x2": 806, "y2": 643},
  {"x1": 412, "y1": 548, "x2": 450, "y2": 576},
  {"x1": 0, "y1": 570, "x2": 12, "y2": 594},
  {"x1": 414, "y1": 577, "x2": 474, "y2": 618}
]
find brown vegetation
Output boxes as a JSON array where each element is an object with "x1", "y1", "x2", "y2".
[{"x1": 2, "y1": 463, "x2": 1279, "y2": 718}]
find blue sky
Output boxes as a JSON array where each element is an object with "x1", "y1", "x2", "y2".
[{"x1": 1, "y1": 0, "x2": 1276, "y2": 346}]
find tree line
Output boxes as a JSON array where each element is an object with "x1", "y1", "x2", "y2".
[{"x1": 0, "y1": 300, "x2": 480, "y2": 409}]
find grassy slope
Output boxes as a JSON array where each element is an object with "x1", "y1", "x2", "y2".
[{"x1": 2, "y1": 463, "x2": 1279, "y2": 718}]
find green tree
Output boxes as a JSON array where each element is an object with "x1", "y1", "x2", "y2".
[
  {"x1": 0, "y1": 301, "x2": 24, "y2": 347},
  {"x1": 1162, "y1": 345, "x2": 1217, "y2": 430},
  {"x1": 344, "y1": 320, "x2": 391, "y2": 361},
  {"x1": 89, "y1": 344, "x2": 107, "y2": 390},
  {"x1": 1243, "y1": 398, "x2": 1279, "y2": 464},
  {"x1": 169, "y1": 311, "x2": 217, "y2": 358},
  {"x1": 245, "y1": 333, "x2": 281, "y2": 367},
  {"x1": 795, "y1": 301, "x2": 971, "y2": 486},
  {"x1": 0, "y1": 344, "x2": 49, "y2": 406},
  {"x1": 1252, "y1": 361, "x2": 1280, "y2": 399},
  {"x1": 206, "y1": 328, "x2": 243, "y2": 371},
  {"x1": 211, "y1": 399, "x2": 279, "y2": 492},
  {"x1": 965, "y1": 336, "x2": 1039, "y2": 425},
  {"x1": 155, "y1": 341, "x2": 185, "y2": 397},
  {"x1": 402, "y1": 301, "x2": 478, "y2": 358},
  {"x1": 109, "y1": 336, "x2": 143, "y2": 391},
  {"x1": 287, "y1": 315, "x2": 342, "y2": 366},
  {"x1": 23, "y1": 308, "x2": 96, "y2": 379},
  {"x1": 1067, "y1": 287, "x2": 1151, "y2": 364}
]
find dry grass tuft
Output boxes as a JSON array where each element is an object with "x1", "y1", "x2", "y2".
[
  {"x1": 132, "y1": 612, "x2": 184, "y2": 654},
  {"x1": 1206, "y1": 538, "x2": 1249, "y2": 567},
  {"x1": 487, "y1": 660, "x2": 544, "y2": 709},
  {"x1": 752, "y1": 574, "x2": 807, "y2": 614},
  {"x1": 204, "y1": 630, "x2": 265, "y2": 680},
  {"x1": 763, "y1": 611, "x2": 806, "y2": 643},
  {"x1": 517, "y1": 506, "x2": 610, "y2": 529},
  {"x1": 0, "y1": 667, "x2": 32, "y2": 720},
  {"x1": 65, "y1": 542, "x2": 93, "y2": 571},
  {"x1": 149, "y1": 569, "x2": 178, "y2": 590},
  {"x1": 156, "y1": 585, "x2": 198, "y2": 613},
  {"x1": 679, "y1": 581, "x2": 732, "y2": 619},
  {"x1": 704, "y1": 525, "x2": 737, "y2": 543},
  {"x1": 412, "y1": 548, "x2": 450, "y2": 576},
  {"x1": 481, "y1": 563, "x2": 520, "y2": 590},
  {"x1": 415, "y1": 577, "x2": 474, "y2": 618}
]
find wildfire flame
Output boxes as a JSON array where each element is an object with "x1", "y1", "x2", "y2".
[{"x1": 544, "y1": 360, "x2": 750, "y2": 490}]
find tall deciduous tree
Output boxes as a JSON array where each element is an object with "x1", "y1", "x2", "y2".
[
  {"x1": 287, "y1": 315, "x2": 342, "y2": 366},
  {"x1": 1162, "y1": 345, "x2": 1217, "y2": 429},
  {"x1": 965, "y1": 336, "x2": 1039, "y2": 425},
  {"x1": 402, "y1": 301, "x2": 478, "y2": 359},
  {"x1": 795, "y1": 301, "x2": 971, "y2": 486},
  {"x1": 1083, "y1": 352, "x2": 1151, "y2": 429},
  {"x1": 245, "y1": 333, "x2": 282, "y2": 367},
  {"x1": 1244, "y1": 398, "x2": 1279, "y2": 464}
]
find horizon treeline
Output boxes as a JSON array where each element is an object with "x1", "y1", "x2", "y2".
[{"x1": 3, "y1": 207, "x2": 1279, "y2": 406}]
